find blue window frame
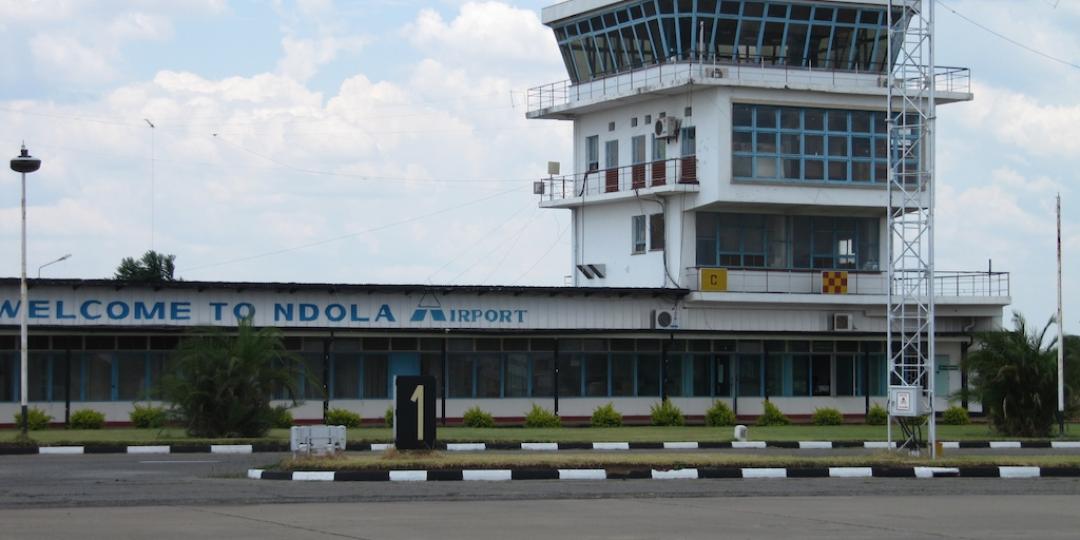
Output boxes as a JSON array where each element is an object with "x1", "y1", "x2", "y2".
[
  {"x1": 554, "y1": 1, "x2": 892, "y2": 83},
  {"x1": 733, "y1": 103, "x2": 911, "y2": 185},
  {"x1": 697, "y1": 212, "x2": 881, "y2": 271}
]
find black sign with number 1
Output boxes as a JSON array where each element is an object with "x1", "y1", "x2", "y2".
[{"x1": 394, "y1": 376, "x2": 436, "y2": 450}]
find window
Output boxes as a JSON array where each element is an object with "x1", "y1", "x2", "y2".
[
  {"x1": 637, "y1": 354, "x2": 660, "y2": 396},
  {"x1": 632, "y1": 215, "x2": 646, "y2": 253},
  {"x1": 652, "y1": 134, "x2": 666, "y2": 161},
  {"x1": 476, "y1": 354, "x2": 501, "y2": 398},
  {"x1": 333, "y1": 353, "x2": 361, "y2": 398},
  {"x1": 733, "y1": 104, "x2": 897, "y2": 184},
  {"x1": 681, "y1": 126, "x2": 696, "y2": 156},
  {"x1": 649, "y1": 213, "x2": 665, "y2": 250},
  {"x1": 552, "y1": 2, "x2": 888, "y2": 82},
  {"x1": 448, "y1": 354, "x2": 474, "y2": 398},
  {"x1": 696, "y1": 212, "x2": 881, "y2": 271},
  {"x1": 605, "y1": 139, "x2": 619, "y2": 169},
  {"x1": 586, "y1": 135, "x2": 599, "y2": 171},
  {"x1": 632, "y1": 135, "x2": 646, "y2": 164},
  {"x1": 363, "y1": 354, "x2": 388, "y2": 398},
  {"x1": 558, "y1": 354, "x2": 582, "y2": 397}
]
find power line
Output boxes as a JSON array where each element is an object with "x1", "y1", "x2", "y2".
[
  {"x1": 211, "y1": 133, "x2": 543, "y2": 184},
  {"x1": 450, "y1": 206, "x2": 544, "y2": 283},
  {"x1": 512, "y1": 220, "x2": 569, "y2": 285},
  {"x1": 937, "y1": 0, "x2": 1080, "y2": 71},
  {"x1": 181, "y1": 186, "x2": 526, "y2": 273},
  {"x1": 425, "y1": 200, "x2": 535, "y2": 283}
]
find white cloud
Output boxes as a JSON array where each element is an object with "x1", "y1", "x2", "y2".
[
  {"x1": 276, "y1": 35, "x2": 367, "y2": 82},
  {"x1": 30, "y1": 33, "x2": 114, "y2": 83},
  {"x1": 403, "y1": 2, "x2": 562, "y2": 76},
  {"x1": 955, "y1": 82, "x2": 1080, "y2": 158}
]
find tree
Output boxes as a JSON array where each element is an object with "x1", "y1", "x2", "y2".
[
  {"x1": 115, "y1": 250, "x2": 176, "y2": 282},
  {"x1": 160, "y1": 319, "x2": 315, "y2": 438},
  {"x1": 963, "y1": 313, "x2": 1079, "y2": 437}
]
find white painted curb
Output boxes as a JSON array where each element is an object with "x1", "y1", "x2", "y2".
[
  {"x1": 389, "y1": 470, "x2": 427, "y2": 482},
  {"x1": 592, "y1": 442, "x2": 630, "y2": 450},
  {"x1": 989, "y1": 441, "x2": 1022, "y2": 449},
  {"x1": 39, "y1": 446, "x2": 84, "y2": 455},
  {"x1": 914, "y1": 467, "x2": 959, "y2": 479},
  {"x1": 292, "y1": 471, "x2": 335, "y2": 481},
  {"x1": 247, "y1": 469, "x2": 264, "y2": 480},
  {"x1": 462, "y1": 470, "x2": 513, "y2": 482},
  {"x1": 370, "y1": 443, "x2": 393, "y2": 451},
  {"x1": 559, "y1": 469, "x2": 606, "y2": 480},
  {"x1": 798, "y1": 441, "x2": 832, "y2": 449},
  {"x1": 210, "y1": 444, "x2": 253, "y2": 454},
  {"x1": 999, "y1": 466, "x2": 1040, "y2": 478},
  {"x1": 521, "y1": 442, "x2": 559, "y2": 451},
  {"x1": 127, "y1": 445, "x2": 171, "y2": 454},
  {"x1": 663, "y1": 442, "x2": 699, "y2": 449},
  {"x1": 446, "y1": 443, "x2": 486, "y2": 452},
  {"x1": 742, "y1": 468, "x2": 786, "y2": 478},
  {"x1": 829, "y1": 467, "x2": 873, "y2": 478},
  {"x1": 652, "y1": 468, "x2": 698, "y2": 480}
]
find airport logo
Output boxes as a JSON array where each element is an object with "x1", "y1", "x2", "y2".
[{"x1": 409, "y1": 294, "x2": 526, "y2": 324}]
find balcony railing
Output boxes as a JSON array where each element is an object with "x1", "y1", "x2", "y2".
[
  {"x1": 539, "y1": 157, "x2": 697, "y2": 202},
  {"x1": 527, "y1": 58, "x2": 971, "y2": 116},
  {"x1": 684, "y1": 268, "x2": 1010, "y2": 297}
]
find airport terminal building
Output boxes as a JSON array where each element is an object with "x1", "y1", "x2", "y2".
[{"x1": 1, "y1": 0, "x2": 1010, "y2": 424}]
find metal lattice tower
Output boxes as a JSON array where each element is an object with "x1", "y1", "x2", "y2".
[{"x1": 886, "y1": 0, "x2": 937, "y2": 456}]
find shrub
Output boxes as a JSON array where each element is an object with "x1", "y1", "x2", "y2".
[
  {"x1": 70, "y1": 409, "x2": 106, "y2": 429},
  {"x1": 941, "y1": 405, "x2": 970, "y2": 425},
  {"x1": 524, "y1": 404, "x2": 561, "y2": 428},
  {"x1": 756, "y1": 400, "x2": 791, "y2": 426},
  {"x1": 161, "y1": 319, "x2": 312, "y2": 438},
  {"x1": 270, "y1": 405, "x2": 294, "y2": 429},
  {"x1": 812, "y1": 407, "x2": 844, "y2": 426},
  {"x1": 650, "y1": 399, "x2": 685, "y2": 426},
  {"x1": 591, "y1": 403, "x2": 623, "y2": 427},
  {"x1": 130, "y1": 405, "x2": 168, "y2": 429},
  {"x1": 705, "y1": 401, "x2": 737, "y2": 427},
  {"x1": 866, "y1": 403, "x2": 888, "y2": 425},
  {"x1": 385, "y1": 406, "x2": 394, "y2": 428},
  {"x1": 325, "y1": 408, "x2": 362, "y2": 428},
  {"x1": 14, "y1": 407, "x2": 52, "y2": 431},
  {"x1": 462, "y1": 406, "x2": 495, "y2": 428}
]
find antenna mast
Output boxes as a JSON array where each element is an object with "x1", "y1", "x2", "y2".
[{"x1": 887, "y1": 0, "x2": 938, "y2": 456}]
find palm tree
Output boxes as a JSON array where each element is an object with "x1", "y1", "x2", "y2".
[
  {"x1": 161, "y1": 319, "x2": 315, "y2": 438},
  {"x1": 963, "y1": 313, "x2": 1078, "y2": 437},
  {"x1": 114, "y1": 250, "x2": 176, "y2": 281}
]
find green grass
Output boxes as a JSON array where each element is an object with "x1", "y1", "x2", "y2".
[
  {"x1": 281, "y1": 450, "x2": 1080, "y2": 472},
  {"x1": 3, "y1": 423, "x2": 1078, "y2": 446}
]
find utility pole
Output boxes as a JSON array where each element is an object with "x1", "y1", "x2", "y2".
[{"x1": 1057, "y1": 193, "x2": 1065, "y2": 435}]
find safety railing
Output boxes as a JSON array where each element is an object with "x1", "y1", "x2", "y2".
[
  {"x1": 684, "y1": 268, "x2": 1009, "y2": 297},
  {"x1": 538, "y1": 156, "x2": 698, "y2": 202},
  {"x1": 527, "y1": 58, "x2": 971, "y2": 116}
]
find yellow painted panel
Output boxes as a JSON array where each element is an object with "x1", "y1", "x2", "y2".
[{"x1": 700, "y1": 268, "x2": 728, "y2": 292}]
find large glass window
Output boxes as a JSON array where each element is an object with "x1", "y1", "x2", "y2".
[
  {"x1": 448, "y1": 354, "x2": 473, "y2": 398},
  {"x1": 697, "y1": 212, "x2": 880, "y2": 271},
  {"x1": 333, "y1": 353, "x2": 361, "y2": 399},
  {"x1": 85, "y1": 352, "x2": 113, "y2": 401},
  {"x1": 637, "y1": 354, "x2": 660, "y2": 396},
  {"x1": 558, "y1": 354, "x2": 582, "y2": 397},
  {"x1": 505, "y1": 353, "x2": 529, "y2": 398},
  {"x1": 532, "y1": 353, "x2": 554, "y2": 397},
  {"x1": 364, "y1": 354, "x2": 388, "y2": 399},
  {"x1": 733, "y1": 104, "x2": 896, "y2": 184},
  {"x1": 553, "y1": 1, "x2": 891, "y2": 82}
]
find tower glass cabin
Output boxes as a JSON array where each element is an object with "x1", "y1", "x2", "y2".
[{"x1": 529, "y1": 0, "x2": 1007, "y2": 416}]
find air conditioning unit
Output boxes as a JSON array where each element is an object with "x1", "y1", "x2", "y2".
[
  {"x1": 532, "y1": 181, "x2": 545, "y2": 195},
  {"x1": 832, "y1": 313, "x2": 854, "y2": 331},
  {"x1": 654, "y1": 116, "x2": 680, "y2": 139},
  {"x1": 706, "y1": 67, "x2": 726, "y2": 79},
  {"x1": 652, "y1": 309, "x2": 679, "y2": 330}
]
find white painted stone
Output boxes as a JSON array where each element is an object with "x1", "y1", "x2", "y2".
[
  {"x1": 652, "y1": 469, "x2": 698, "y2": 480},
  {"x1": 39, "y1": 446, "x2": 83, "y2": 455},
  {"x1": 999, "y1": 467, "x2": 1040, "y2": 479},
  {"x1": 210, "y1": 444, "x2": 253, "y2": 454},
  {"x1": 389, "y1": 470, "x2": 427, "y2": 482},
  {"x1": 914, "y1": 467, "x2": 959, "y2": 478},
  {"x1": 247, "y1": 469, "x2": 263, "y2": 480},
  {"x1": 989, "y1": 441, "x2": 1021, "y2": 449},
  {"x1": 127, "y1": 446, "x2": 170, "y2": 454},
  {"x1": 829, "y1": 467, "x2": 873, "y2": 478},
  {"x1": 731, "y1": 441, "x2": 766, "y2": 449},
  {"x1": 446, "y1": 443, "x2": 486, "y2": 452},
  {"x1": 864, "y1": 441, "x2": 897, "y2": 449},
  {"x1": 798, "y1": 441, "x2": 832, "y2": 449},
  {"x1": 370, "y1": 443, "x2": 393, "y2": 451},
  {"x1": 741, "y1": 468, "x2": 786, "y2": 479},
  {"x1": 1051, "y1": 441, "x2": 1080, "y2": 449},
  {"x1": 559, "y1": 469, "x2": 606, "y2": 480},
  {"x1": 663, "y1": 442, "x2": 698, "y2": 449},
  {"x1": 462, "y1": 470, "x2": 513, "y2": 481},
  {"x1": 292, "y1": 471, "x2": 335, "y2": 481},
  {"x1": 522, "y1": 442, "x2": 559, "y2": 451},
  {"x1": 592, "y1": 442, "x2": 630, "y2": 450}
]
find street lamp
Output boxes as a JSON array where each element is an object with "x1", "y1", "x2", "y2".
[
  {"x1": 38, "y1": 254, "x2": 71, "y2": 278},
  {"x1": 11, "y1": 145, "x2": 41, "y2": 436}
]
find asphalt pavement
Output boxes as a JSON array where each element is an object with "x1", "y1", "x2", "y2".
[{"x1": 1, "y1": 451, "x2": 1079, "y2": 538}]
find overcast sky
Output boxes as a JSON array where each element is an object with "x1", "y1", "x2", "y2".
[{"x1": 0, "y1": 0, "x2": 1076, "y2": 333}]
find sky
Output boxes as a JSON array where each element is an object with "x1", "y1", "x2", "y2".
[{"x1": 0, "y1": 0, "x2": 1077, "y2": 334}]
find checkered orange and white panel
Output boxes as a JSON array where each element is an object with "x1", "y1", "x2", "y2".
[{"x1": 821, "y1": 271, "x2": 849, "y2": 294}]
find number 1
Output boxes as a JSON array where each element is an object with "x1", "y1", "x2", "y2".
[{"x1": 410, "y1": 385, "x2": 424, "y2": 441}]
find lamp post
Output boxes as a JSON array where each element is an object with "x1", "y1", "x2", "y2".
[
  {"x1": 38, "y1": 254, "x2": 71, "y2": 278},
  {"x1": 11, "y1": 145, "x2": 41, "y2": 436}
]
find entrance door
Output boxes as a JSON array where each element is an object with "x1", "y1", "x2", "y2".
[{"x1": 388, "y1": 353, "x2": 421, "y2": 394}]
